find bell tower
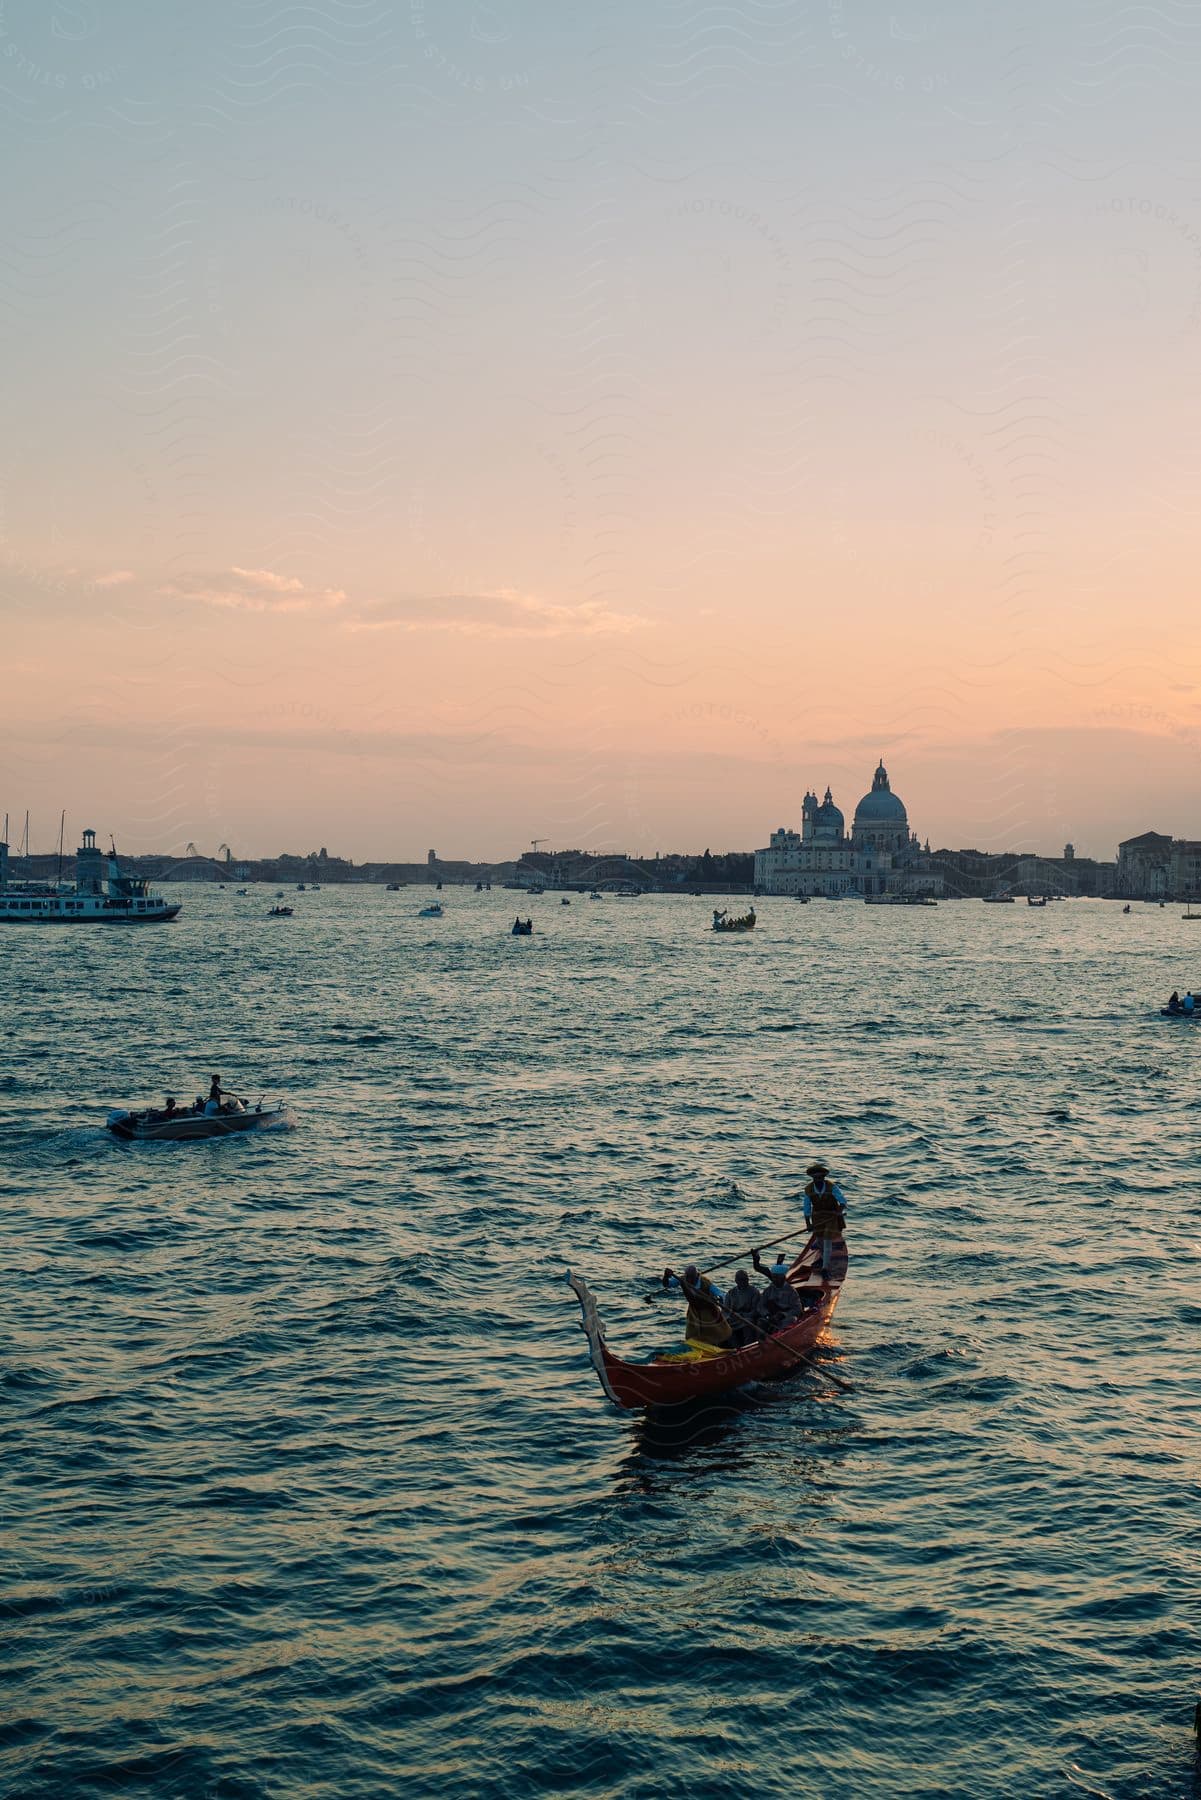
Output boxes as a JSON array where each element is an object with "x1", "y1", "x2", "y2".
[{"x1": 76, "y1": 828, "x2": 105, "y2": 895}]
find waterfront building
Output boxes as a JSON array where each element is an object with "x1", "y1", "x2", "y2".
[
  {"x1": 754, "y1": 762, "x2": 940, "y2": 898},
  {"x1": 921, "y1": 845, "x2": 1113, "y2": 897},
  {"x1": 1115, "y1": 832, "x2": 1173, "y2": 899},
  {"x1": 1171, "y1": 840, "x2": 1201, "y2": 901}
]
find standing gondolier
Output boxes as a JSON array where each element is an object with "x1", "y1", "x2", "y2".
[{"x1": 803, "y1": 1161, "x2": 847, "y2": 1275}]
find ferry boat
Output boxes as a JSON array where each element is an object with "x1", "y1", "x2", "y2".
[{"x1": 0, "y1": 829, "x2": 180, "y2": 924}]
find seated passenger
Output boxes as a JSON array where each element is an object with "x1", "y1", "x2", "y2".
[
  {"x1": 759, "y1": 1269, "x2": 803, "y2": 1333},
  {"x1": 162, "y1": 1096, "x2": 178, "y2": 1119},
  {"x1": 752, "y1": 1246, "x2": 793, "y2": 1282},
  {"x1": 1186, "y1": 992, "x2": 1196, "y2": 1014},
  {"x1": 723, "y1": 1270, "x2": 763, "y2": 1347},
  {"x1": 1168, "y1": 991, "x2": 1182, "y2": 1012}
]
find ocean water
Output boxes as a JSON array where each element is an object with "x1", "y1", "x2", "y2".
[{"x1": 2, "y1": 887, "x2": 1199, "y2": 1800}]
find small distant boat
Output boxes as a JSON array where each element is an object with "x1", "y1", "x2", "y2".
[
  {"x1": 1183, "y1": 903, "x2": 1201, "y2": 921},
  {"x1": 386, "y1": 882, "x2": 402, "y2": 891},
  {"x1": 982, "y1": 893, "x2": 1015, "y2": 904},
  {"x1": 267, "y1": 905, "x2": 293, "y2": 918},
  {"x1": 419, "y1": 903, "x2": 443, "y2": 918},
  {"x1": 1027, "y1": 895, "x2": 1048, "y2": 908},
  {"x1": 475, "y1": 882, "x2": 484, "y2": 892},
  {"x1": 1123, "y1": 904, "x2": 1131, "y2": 914},
  {"x1": 235, "y1": 888, "x2": 248, "y2": 896},
  {"x1": 864, "y1": 894, "x2": 936, "y2": 907},
  {"x1": 107, "y1": 1101, "x2": 287, "y2": 1142},
  {"x1": 712, "y1": 906, "x2": 756, "y2": 933},
  {"x1": 511, "y1": 918, "x2": 533, "y2": 935},
  {"x1": 1161, "y1": 1005, "x2": 1198, "y2": 1018},
  {"x1": 528, "y1": 885, "x2": 545, "y2": 896},
  {"x1": 794, "y1": 894, "x2": 810, "y2": 903},
  {"x1": 588, "y1": 891, "x2": 603, "y2": 900},
  {"x1": 296, "y1": 883, "x2": 306, "y2": 892},
  {"x1": 561, "y1": 897, "x2": 571, "y2": 906}
]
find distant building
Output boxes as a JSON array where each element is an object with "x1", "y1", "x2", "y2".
[
  {"x1": 1172, "y1": 840, "x2": 1201, "y2": 900},
  {"x1": 1115, "y1": 832, "x2": 1173, "y2": 899},
  {"x1": 928, "y1": 846, "x2": 1113, "y2": 898},
  {"x1": 754, "y1": 762, "x2": 941, "y2": 897}
]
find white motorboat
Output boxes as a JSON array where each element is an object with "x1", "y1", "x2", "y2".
[{"x1": 107, "y1": 1101, "x2": 288, "y2": 1141}]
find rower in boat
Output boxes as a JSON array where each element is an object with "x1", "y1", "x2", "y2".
[
  {"x1": 661, "y1": 1263, "x2": 731, "y2": 1347},
  {"x1": 1167, "y1": 990, "x2": 1183, "y2": 1014},
  {"x1": 801, "y1": 1161, "x2": 847, "y2": 1275}
]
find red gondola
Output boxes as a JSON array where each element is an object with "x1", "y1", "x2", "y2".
[{"x1": 566, "y1": 1235, "x2": 847, "y2": 1409}]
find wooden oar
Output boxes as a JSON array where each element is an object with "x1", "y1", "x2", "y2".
[
  {"x1": 644, "y1": 1219, "x2": 812, "y2": 1299},
  {"x1": 701, "y1": 1217, "x2": 810, "y2": 1277},
  {"x1": 781, "y1": 1346, "x2": 855, "y2": 1393}
]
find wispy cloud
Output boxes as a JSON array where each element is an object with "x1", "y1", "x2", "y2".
[
  {"x1": 93, "y1": 569, "x2": 136, "y2": 589},
  {"x1": 161, "y1": 567, "x2": 348, "y2": 615},
  {"x1": 348, "y1": 588, "x2": 647, "y2": 638}
]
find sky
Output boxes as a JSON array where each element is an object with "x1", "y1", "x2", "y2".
[{"x1": 3, "y1": 0, "x2": 1201, "y2": 861}]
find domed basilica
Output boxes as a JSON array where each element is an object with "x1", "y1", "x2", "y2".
[{"x1": 754, "y1": 762, "x2": 939, "y2": 898}]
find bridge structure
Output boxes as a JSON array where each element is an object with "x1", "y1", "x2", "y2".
[
  {"x1": 149, "y1": 856, "x2": 233, "y2": 883},
  {"x1": 519, "y1": 855, "x2": 653, "y2": 893}
]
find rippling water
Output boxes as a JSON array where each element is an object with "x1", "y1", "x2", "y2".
[{"x1": 3, "y1": 887, "x2": 1199, "y2": 1799}]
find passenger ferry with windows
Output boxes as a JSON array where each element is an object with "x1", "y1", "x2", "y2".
[{"x1": 0, "y1": 829, "x2": 181, "y2": 924}]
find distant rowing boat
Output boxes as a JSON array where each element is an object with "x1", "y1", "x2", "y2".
[{"x1": 712, "y1": 906, "x2": 756, "y2": 933}]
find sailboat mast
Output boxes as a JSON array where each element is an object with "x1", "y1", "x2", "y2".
[{"x1": 56, "y1": 810, "x2": 65, "y2": 889}]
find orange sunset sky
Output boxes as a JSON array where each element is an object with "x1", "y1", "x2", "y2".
[{"x1": 3, "y1": 3, "x2": 1199, "y2": 860}]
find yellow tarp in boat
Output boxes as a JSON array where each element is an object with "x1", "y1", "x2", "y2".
[{"x1": 655, "y1": 1339, "x2": 730, "y2": 1365}]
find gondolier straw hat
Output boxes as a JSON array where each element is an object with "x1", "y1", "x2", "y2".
[{"x1": 806, "y1": 1161, "x2": 829, "y2": 1176}]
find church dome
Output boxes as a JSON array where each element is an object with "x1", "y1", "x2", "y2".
[
  {"x1": 853, "y1": 761, "x2": 908, "y2": 828},
  {"x1": 814, "y1": 786, "x2": 844, "y2": 832}
]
